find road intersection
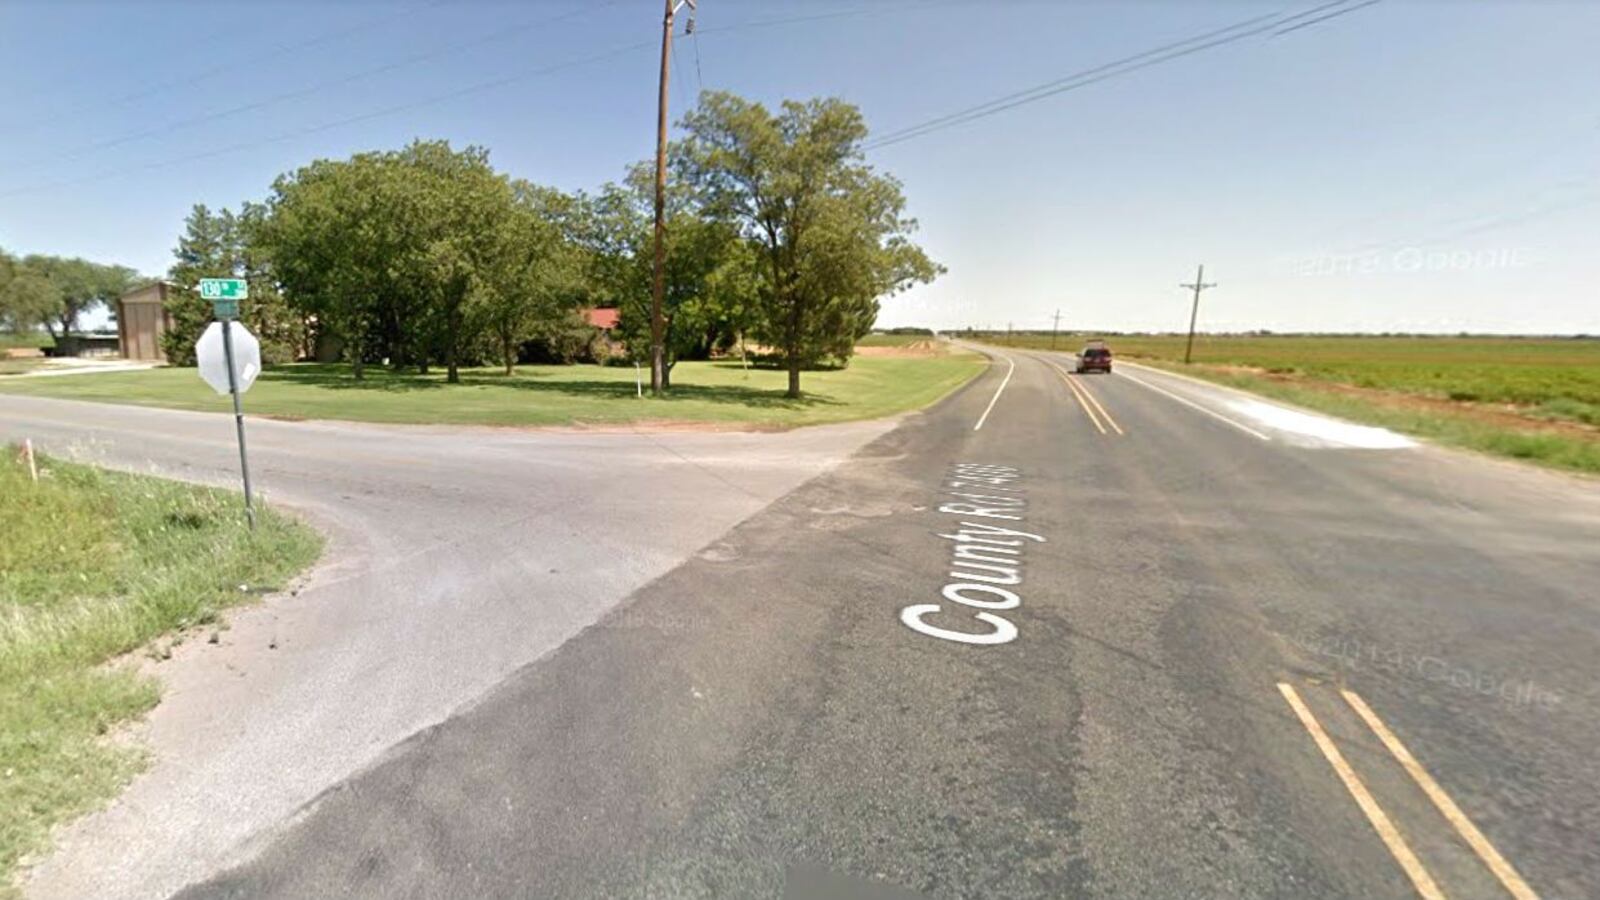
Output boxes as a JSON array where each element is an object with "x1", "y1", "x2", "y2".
[{"x1": 4, "y1": 348, "x2": 1597, "y2": 898}]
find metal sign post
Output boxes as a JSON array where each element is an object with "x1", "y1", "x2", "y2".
[
  {"x1": 220, "y1": 316, "x2": 256, "y2": 530},
  {"x1": 196, "y1": 278, "x2": 258, "y2": 530}
]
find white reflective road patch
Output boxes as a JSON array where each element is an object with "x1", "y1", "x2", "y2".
[{"x1": 1224, "y1": 398, "x2": 1416, "y2": 449}]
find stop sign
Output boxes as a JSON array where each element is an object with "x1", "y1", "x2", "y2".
[{"x1": 195, "y1": 321, "x2": 261, "y2": 395}]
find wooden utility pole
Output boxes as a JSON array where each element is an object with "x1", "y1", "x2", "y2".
[
  {"x1": 650, "y1": 0, "x2": 695, "y2": 394},
  {"x1": 1051, "y1": 309, "x2": 1062, "y2": 350},
  {"x1": 1180, "y1": 264, "x2": 1216, "y2": 364}
]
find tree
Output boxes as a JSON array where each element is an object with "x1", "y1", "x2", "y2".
[
  {"x1": 261, "y1": 140, "x2": 523, "y2": 382},
  {"x1": 399, "y1": 141, "x2": 509, "y2": 384},
  {"x1": 0, "y1": 252, "x2": 57, "y2": 335},
  {"x1": 261, "y1": 150, "x2": 402, "y2": 380},
  {"x1": 164, "y1": 204, "x2": 304, "y2": 365},
  {"x1": 678, "y1": 91, "x2": 942, "y2": 397},
  {"x1": 164, "y1": 204, "x2": 236, "y2": 364},
  {"x1": 580, "y1": 164, "x2": 749, "y2": 388},
  {"x1": 235, "y1": 201, "x2": 306, "y2": 364},
  {"x1": 5, "y1": 256, "x2": 136, "y2": 341},
  {"x1": 472, "y1": 181, "x2": 581, "y2": 375}
]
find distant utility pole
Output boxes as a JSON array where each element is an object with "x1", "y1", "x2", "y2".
[
  {"x1": 1051, "y1": 309, "x2": 1062, "y2": 350},
  {"x1": 1180, "y1": 264, "x2": 1217, "y2": 364},
  {"x1": 650, "y1": 0, "x2": 696, "y2": 394}
]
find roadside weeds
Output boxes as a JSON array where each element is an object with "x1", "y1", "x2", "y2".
[{"x1": 0, "y1": 451, "x2": 322, "y2": 897}]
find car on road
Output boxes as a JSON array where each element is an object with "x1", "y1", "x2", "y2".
[{"x1": 1076, "y1": 343, "x2": 1113, "y2": 374}]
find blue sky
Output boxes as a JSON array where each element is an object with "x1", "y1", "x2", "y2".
[{"x1": 2, "y1": 0, "x2": 1595, "y2": 334}]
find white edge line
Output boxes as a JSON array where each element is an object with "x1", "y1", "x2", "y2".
[
  {"x1": 1118, "y1": 371, "x2": 1272, "y2": 441},
  {"x1": 973, "y1": 354, "x2": 1016, "y2": 431},
  {"x1": 1118, "y1": 359, "x2": 1273, "y2": 399}
]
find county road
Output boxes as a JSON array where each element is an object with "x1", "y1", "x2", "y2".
[{"x1": 7, "y1": 348, "x2": 1600, "y2": 899}]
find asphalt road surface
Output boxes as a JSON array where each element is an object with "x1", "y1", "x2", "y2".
[
  {"x1": 1, "y1": 396, "x2": 896, "y2": 900},
  {"x1": 7, "y1": 350, "x2": 1600, "y2": 899}
]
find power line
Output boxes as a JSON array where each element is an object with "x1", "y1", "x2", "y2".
[
  {"x1": 9, "y1": 1, "x2": 622, "y2": 173},
  {"x1": 864, "y1": 0, "x2": 1382, "y2": 151},
  {"x1": 692, "y1": 0, "x2": 947, "y2": 37},
  {"x1": 5, "y1": 0, "x2": 939, "y2": 188},
  {"x1": 868, "y1": 6, "x2": 1287, "y2": 147},
  {"x1": 0, "y1": 38, "x2": 657, "y2": 200},
  {"x1": 7, "y1": 0, "x2": 460, "y2": 136},
  {"x1": 1271, "y1": 0, "x2": 1383, "y2": 36},
  {"x1": 692, "y1": 18, "x2": 706, "y2": 94},
  {"x1": 866, "y1": 0, "x2": 1367, "y2": 148}
]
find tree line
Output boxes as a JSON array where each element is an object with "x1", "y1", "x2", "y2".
[
  {"x1": 5, "y1": 91, "x2": 942, "y2": 397},
  {"x1": 0, "y1": 252, "x2": 136, "y2": 343}
]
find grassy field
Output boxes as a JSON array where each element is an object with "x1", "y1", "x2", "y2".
[
  {"x1": 856, "y1": 332, "x2": 937, "y2": 347},
  {"x1": 0, "y1": 453, "x2": 321, "y2": 896},
  {"x1": 980, "y1": 332, "x2": 1600, "y2": 473},
  {"x1": 0, "y1": 352, "x2": 986, "y2": 429}
]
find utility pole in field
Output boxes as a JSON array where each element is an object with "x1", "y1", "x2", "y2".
[
  {"x1": 1180, "y1": 264, "x2": 1216, "y2": 364},
  {"x1": 1051, "y1": 309, "x2": 1062, "y2": 350},
  {"x1": 650, "y1": 0, "x2": 696, "y2": 394}
]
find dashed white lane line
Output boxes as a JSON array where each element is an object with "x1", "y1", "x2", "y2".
[
  {"x1": 1117, "y1": 371, "x2": 1272, "y2": 441},
  {"x1": 973, "y1": 354, "x2": 1016, "y2": 432}
]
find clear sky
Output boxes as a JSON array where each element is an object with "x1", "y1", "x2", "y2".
[{"x1": 2, "y1": 0, "x2": 1595, "y2": 334}]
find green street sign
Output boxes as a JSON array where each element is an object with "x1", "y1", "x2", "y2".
[
  {"x1": 212, "y1": 297, "x2": 240, "y2": 319},
  {"x1": 199, "y1": 278, "x2": 248, "y2": 301}
]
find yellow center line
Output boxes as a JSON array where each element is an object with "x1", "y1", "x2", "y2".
[
  {"x1": 1068, "y1": 372, "x2": 1124, "y2": 435},
  {"x1": 1049, "y1": 363, "x2": 1106, "y2": 433},
  {"x1": 1341, "y1": 690, "x2": 1540, "y2": 900},
  {"x1": 1277, "y1": 683, "x2": 1447, "y2": 900}
]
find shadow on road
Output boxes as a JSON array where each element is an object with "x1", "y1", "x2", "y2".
[{"x1": 259, "y1": 364, "x2": 844, "y2": 410}]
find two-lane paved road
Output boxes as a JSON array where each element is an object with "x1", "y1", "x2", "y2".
[
  {"x1": 0, "y1": 395, "x2": 899, "y2": 900},
  {"x1": 120, "y1": 350, "x2": 1600, "y2": 898}
]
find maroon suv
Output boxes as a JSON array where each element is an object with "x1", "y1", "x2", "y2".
[{"x1": 1075, "y1": 344, "x2": 1113, "y2": 374}]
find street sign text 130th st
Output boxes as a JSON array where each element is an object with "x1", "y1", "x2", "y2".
[
  {"x1": 199, "y1": 278, "x2": 247, "y2": 319},
  {"x1": 199, "y1": 277, "x2": 248, "y2": 300}
]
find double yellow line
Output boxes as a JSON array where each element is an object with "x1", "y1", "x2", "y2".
[
  {"x1": 1046, "y1": 360, "x2": 1123, "y2": 436},
  {"x1": 1278, "y1": 682, "x2": 1538, "y2": 899}
]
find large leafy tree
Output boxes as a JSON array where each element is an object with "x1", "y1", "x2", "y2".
[
  {"x1": 471, "y1": 181, "x2": 582, "y2": 375},
  {"x1": 399, "y1": 141, "x2": 509, "y2": 383},
  {"x1": 261, "y1": 140, "x2": 530, "y2": 382},
  {"x1": 261, "y1": 149, "x2": 410, "y2": 379},
  {"x1": 678, "y1": 91, "x2": 942, "y2": 397},
  {"x1": 578, "y1": 163, "x2": 749, "y2": 387},
  {"x1": 0, "y1": 255, "x2": 136, "y2": 341},
  {"x1": 0, "y1": 253, "x2": 134, "y2": 344}
]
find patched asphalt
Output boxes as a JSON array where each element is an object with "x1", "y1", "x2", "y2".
[{"x1": 137, "y1": 351, "x2": 1600, "y2": 899}]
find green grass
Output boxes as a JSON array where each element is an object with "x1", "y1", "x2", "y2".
[
  {"x1": 0, "y1": 454, "x2": 321, "y2": 896},
  {"x1": 0, "y1": 354, "x2": 987, "y2": 429},
  {"x1": 0, "y1": 332, "x2": 51, "y2": 351}
]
